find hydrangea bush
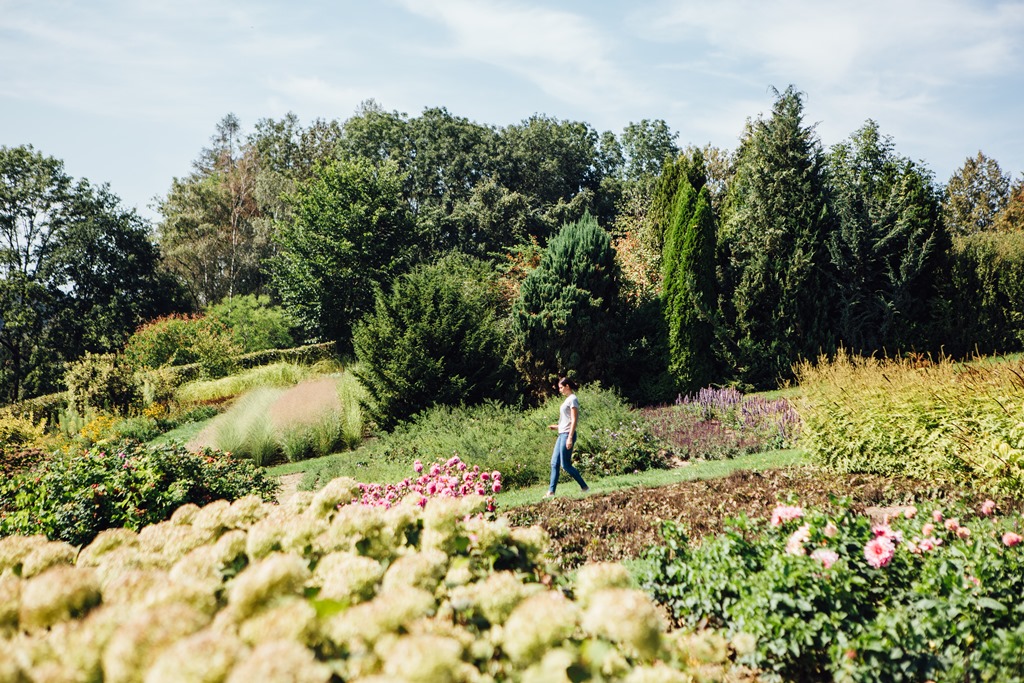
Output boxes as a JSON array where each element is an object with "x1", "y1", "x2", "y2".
[
  {"x1": 641, "y1": 499, "x2": 1024, "y2": 682},
  {"x1": 0, "y1": 481, "x2": 749, "y2": 682}
]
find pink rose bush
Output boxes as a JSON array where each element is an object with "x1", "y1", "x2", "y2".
[
  {"x1": 357, "y1": 456, "x2": 502, "y2": 512},
  {"x1": 644, "y1": 498, "x2": 1024, "y2": 682}
]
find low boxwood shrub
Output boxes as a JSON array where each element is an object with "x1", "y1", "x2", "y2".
[
  {"x1": 0, "y1": 440, "x2": 277, "y2": 547},
  {"x1": 642, "y1": 499, "x2": 1024, "y2": 682}
]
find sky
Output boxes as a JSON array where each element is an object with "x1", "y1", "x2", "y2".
[{"x1": 2, "y1": 0, "x2": 1023, "y2": 223}]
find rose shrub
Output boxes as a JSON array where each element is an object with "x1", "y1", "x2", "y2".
[{"x1": 642, "y1": 499, "x2": 1024, "y2": 682}]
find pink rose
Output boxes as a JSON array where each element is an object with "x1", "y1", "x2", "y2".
[
  {"x1": 823, "y1": 522, "x2": 839, "y2": 538},
  {"x1": 932, "y1": 509, "x2": 943, "y2": 522},
  {"x1": 956, "y1": 526, "x2": 971, "y2": 540},
  {"x1": 922, "y1": 523, "x2": 935, "y2": 537},
  {"x1": 811, "y1": 548, "x2": 840, "y2": 569},
  {"x1": 1002, "y1": 532, "x2": 1022, "y2": 548},
  {"x1": 413, "y1": 460, "x2": 423, "y2": 473},
  {"x1": 903, "y1": 506, "x2": 917, "y2": 519},
  {"x1": 944, "y1": 518, "x2": 960, "y2": 533},
  {"x1": 492, "y1": 482, "x2": 502, "y2": 493},
  {"x1": 864, "y1": 536, "x2": 895, "y2": 568},
  {"x1": 770, "y1": 505, "x2": 804, "y2": 526},
  {"x1": 980, "y1": 500, "x2": 996, "y2": 516}
]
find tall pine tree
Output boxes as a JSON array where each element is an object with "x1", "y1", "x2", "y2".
[{"x1": 719, "y1": 86, "x2": 836, "y2": 388}]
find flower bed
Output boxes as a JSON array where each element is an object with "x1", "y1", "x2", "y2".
[
  {"x1": 0, "y1": 480, "x2": 750, "y2": 682},
  {"x1": 642, "y1": 498, "x2": 1024, "y2": 682}
]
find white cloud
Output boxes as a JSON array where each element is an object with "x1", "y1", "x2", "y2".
[{"x1": 395, "y1": 0, "x2": 650, "y2": 114}]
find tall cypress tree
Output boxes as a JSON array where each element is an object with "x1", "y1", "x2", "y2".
[
  {"x1": 511, "y1": 213, "x2": 621, "y2": 394},
  {"x1": 661, "y1": 151, "x2": 717, "y2": 392},
  {"x1": 719, "y1": 86, "x2": 836, "y2": 388}
]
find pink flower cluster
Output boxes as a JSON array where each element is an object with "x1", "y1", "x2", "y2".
[
  {"x1": 770, "y1": 505, "x2": 804, "y2": 526},
  {"x1": 864, "y1": 536, "x2": 896, "y2": 568},
  {"x1": 356, "y1": 456, "x2": 502, "y2": 512}
]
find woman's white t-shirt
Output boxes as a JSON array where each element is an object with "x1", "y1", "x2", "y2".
[{"x1": 558, "y1": 394, "x2": 579, "y2": 434}]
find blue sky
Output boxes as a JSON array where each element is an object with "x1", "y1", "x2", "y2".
[{"x1": 2, "y1": 0, "x2": 1023, "y2": 222}]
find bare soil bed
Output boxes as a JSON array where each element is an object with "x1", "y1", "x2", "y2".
[{"x1": 506, "y1": 466, "x2": 1021, "y2": 569}]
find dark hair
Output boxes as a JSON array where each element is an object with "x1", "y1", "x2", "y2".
[{"x1": 558, "y1": 377, "x2": 578, "y2": 391}]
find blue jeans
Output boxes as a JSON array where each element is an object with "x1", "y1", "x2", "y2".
[{"x1": 549, "y1": 432, "x2": 588, "y2": 493}]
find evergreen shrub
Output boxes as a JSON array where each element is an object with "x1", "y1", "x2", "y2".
[{"x1": 63, "y1": 353, "x2": 141, "y2": 416}]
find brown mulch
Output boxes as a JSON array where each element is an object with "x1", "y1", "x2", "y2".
[{"x1": 505, "y1": 466, "x2": 1019, "y2": 569}]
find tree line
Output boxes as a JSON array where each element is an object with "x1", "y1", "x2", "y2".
[{"x1": 2, "y1": 86, "x2": 1023, "y2": 412}]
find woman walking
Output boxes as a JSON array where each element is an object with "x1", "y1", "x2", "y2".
[{"x1": 545, "y1": 377, "x2": 589, "y2": 497}]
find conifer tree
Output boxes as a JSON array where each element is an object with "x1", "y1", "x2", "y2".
[
  {"x1": 511, "y1": 213, "x2": 621, "y2": 394},
  {"x1": 661, "y1": 151, "x2": 717, "y2": 392},
  {"x1": 719, "y1": 86, "x2": 836, "y2": 388}
]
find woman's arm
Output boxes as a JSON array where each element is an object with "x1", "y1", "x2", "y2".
[{"x1": 566, "y1": 407, "x2": 578, "y2": 448}]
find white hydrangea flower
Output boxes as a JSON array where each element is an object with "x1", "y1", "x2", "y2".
[
  {"x1": 28, "y1": 604, "x2": 125, "y2": 682},
  {"x1": 245, "y1": 510, "x2": 290, "y2": 560},
  {"x1": 582, "y1": 589, "x2": 663, "y2": 660},
  {"x1": 0, "y1": 639, "x2": 25, "y2": 681},
  {"x1": 93, "y1": 549, "x2": 173, "y2": 594},
  {"x1": 324, "y1": 585, "x2": 435, "y2": 646},
  {"x1": 508, "y1": 527, "x2": 552, "y2": 563},
  {"x1": 223, "y1": 495, "x2": 271, "y2": 529},
  {"x1": 18, "y1": 566, "x2": 100, "y2": 632},
  {"x1": 502, "y1": 591, "x2": 579, "y2": 665},
  {"x1": 316, "y1": 504, "x2": 396, "y2": 560},
  {"x1": 284, "y1": 491, "x2": 315, "y2": 515},
  {"x1": 170, "y1": 530, "x2": 247, "y2": 590},
  {"x1": 381, "y1": 549, "x2": 448, "y2": 593},
  {"x1": 238, "y1": 596, "x2": 318, "y2": 647},
  {"x1": 313, "y1": 551, "x2": 383, "y2": 603},
  {"x1": 730, "y1": 631, "x2": 757, "y2": 657},
  {"x1": 622, "y1": 663, "x2": 692, "y2": 683},
  {"x1": 78, "y1": 528, "x2": 139, "y2": 566},
  {"x1": 280, "y1": 515, "x2": 329, "y2": 558},
  {"x1": 191, "y1": 500, "x2": 232, "y2": 534},
  {"x1": 101, "y1": 603, "x2": 211, "y2": 683},
  {"x1": 443, "y1": 561, "x2": 475, "y2": 588},
  {"x1": 138, "y1": 521, "x2": 213, "y2": 564},
  {"x1": 448, "y1": 570, "x2": 540, "y2": 625},
  {"x1": 170, "y1": 503, "x2": 200, "y2": 525},
  {"x1": 0, "y1": 534, "x2": 48, "y2": 577},
  {"x1": 101, "y1": 567, "x2": 219, "y2": 616},
  {"x1": 574, "y1": 563, "x2": 633, "y2": 608},
  {"x1": 226, "y1": 553, "x2": 311, "y2": 620},
  {"x1": 521, "y1": 646, "x2": 576, "y2": 683},
  {"x1": 143, "y1": 628, "x2": 246, "y2": 683},
  {"x1": 463, "y1": 515, "x2": 511, "y2": 557},
  {"x1": 422, "y1": 497, "x2": 486, "y2": 554},
  {"x1": 225, "y1": 639, "x2": 331, "y2": 683},
  {"x1": 380, "y1": 634, "x2": 464, "y2": 683},
  {"x1": 670, "y1": 630, "x2": 730, "y2": 665},
  {"x1": 306, "y1": 477, "x2": 361, "y2": 520},
  {"x1": 0, "y1": 574, "x2": 21, "y2": 633}
]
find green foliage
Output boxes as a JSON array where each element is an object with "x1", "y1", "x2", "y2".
[
  {"x1": 63, "y1": 353, "x2": 141, "y2": 416},
  {"x1": 662, "y1": 150, "x2": 718, "y2": 392},
  {"x1": 310, "y1": 385, "x2": 671, "y2": 492},
  {"x1": 796, "y1": 351, "x2": 1024, "y2": 495},
  {"x1": 353, "y1": 254, "x2": 517, "y2": 431},
  {"x1": 935, "y1": 232, "x2": 1024, "y2": 356},
  {"x1": 1, "y1": 145, "x2": 180, "y2": 403},
  {"x1": 0, "y1": 440, "x2": 277, "y2": 546},
  {"x1": 942, "y1": 151, "x2": 1011, "y2": 236},
  {"x1": 719, "y1": 86, "x2": 836, "y2": 388},
  {"x1": 271, "y1": 157, "x2": 413, "y2": 352},
  {"x1": 620, "y1": 119, "x2": 679, "y2": 181},
  {"x1": 512, "y1": 213, "x2": 623, "y2": 393},
  {"x1": 122, "y1": 313, "x2": 241, "y2": 379},
  {"x1": 204, "y1": 294, "x2": 295, "y2": 352},
  {"x1": 642, "y1": 500, "x2": 1024, "y2": 682},
  {"x1": 827, "y1": 121, "x2": 950, "y2": 354}
]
